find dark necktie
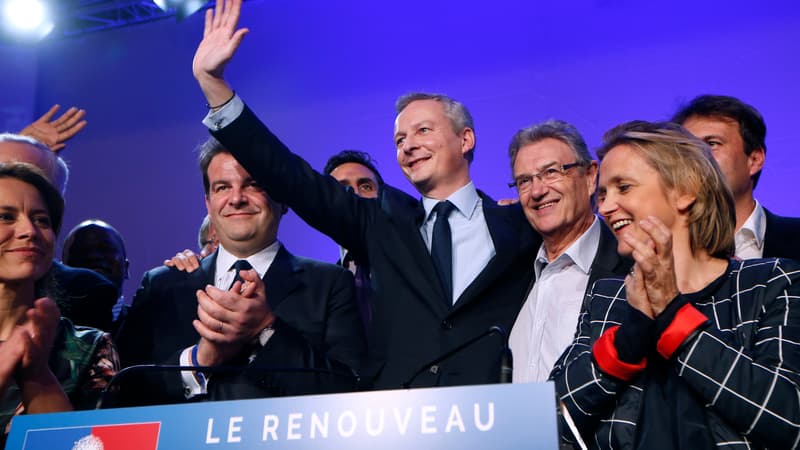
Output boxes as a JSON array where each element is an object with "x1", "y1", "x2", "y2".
[
  {"x1": 343, "y1": 252, "x2": 373, "y2": 329},
  {"x1": 228, "y1": 259, "x2": 253, "y2": 290},
  {"x1": 430, "y1": 201, "x2": 456, "y2": 304},
  {"x1": 342, "y1": 252, "x2": 372, "y2": 329}
]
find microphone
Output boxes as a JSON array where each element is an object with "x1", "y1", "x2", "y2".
[
  {"x1": 401, "y1": 325, "x2": 511, "y2": 388},
  {"x1": 96, "y1": 364, "x2": 360, "y2": 409},
  {"x1": 499, "y1": 345, "x2": 513, "y2": 384}
]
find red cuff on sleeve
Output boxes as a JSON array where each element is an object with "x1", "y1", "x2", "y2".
[
  {"x1": 656, "y1": 303, "x2": 708, "y2": 359},
  {"x1": 592, "y1": 326, "x2": 647, "y2": 381}
]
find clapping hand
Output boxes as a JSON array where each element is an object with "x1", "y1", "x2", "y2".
[
  {"x1": 193, "y1": 269, "x2": 275, "y2": 366},
  {"x1": 622, "y1": 216, "x2": 679, "y2": 318}
]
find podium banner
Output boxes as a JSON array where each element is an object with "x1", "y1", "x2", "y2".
[{"x1": 6, "y1": 383, "x2": 557, "y2": 449}]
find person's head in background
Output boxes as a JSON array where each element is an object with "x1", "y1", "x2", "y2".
[
  {"x1": 671, "y1": 94, "x2": 765, "y2": 230},
  {"x1": 62, "y1": 220, "x2": 129, "y2": 292},
  {"x1": 0, "y1": 133, "x2": 69, "y2": 195},
  {"x1": 197, "y1": 214, "x2": 219, "y2": 258},
  {"x1": 324, "y1": 150, "x2": 383, "y2": 199}
]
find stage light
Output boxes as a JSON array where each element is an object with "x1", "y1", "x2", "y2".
[
  {"x1": 2, "y1": 0, "x2": 54, "y2": 40},
  {"x1": 153, "y1": 0, "x2": 207, "y2": 21}
]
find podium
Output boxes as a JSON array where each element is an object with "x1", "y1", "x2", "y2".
[{"x1": 6, "y1": 383, "x2": 557, "y2": 449}]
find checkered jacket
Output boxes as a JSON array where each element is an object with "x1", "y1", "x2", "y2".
[{"x1": 551, "y1": 258, "x2": 800, "y2": 449}]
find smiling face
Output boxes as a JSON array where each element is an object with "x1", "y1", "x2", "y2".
[
  {"x1": 0, "y1": 178, "x2": 55, "y2": 285},
  {"x1": 513, "y1": 138, "x2": 597, "y2": 251},
  {"x1": 597, "y1": 144, "x2": 685, "y2": 257},
  {"x1": 205, "y1": 152, "x2": 282, "y2": 258},
  {"x1": 394, "y1": 99, "x2": 473, "y2": 199}
]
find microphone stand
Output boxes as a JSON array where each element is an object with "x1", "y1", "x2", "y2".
[
  {"x1": 96, "y1": 364, "x2": 359, "y2": 409},
  {"x1": 401, "y1": 325, "x2": 511, "y2": 388}
]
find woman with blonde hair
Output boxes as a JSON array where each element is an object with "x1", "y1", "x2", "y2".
[{"x1": 552, "y1": 121, "x2": 800, "y2": 449}]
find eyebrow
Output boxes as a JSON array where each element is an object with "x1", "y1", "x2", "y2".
[
  {"x1": 599, "y1": 174, "x2": 628, "y2": 186},
  {"x1": 514, "y1": 160, "x2": 559, "y2": 177},
  {"x1": 697, "y1": 133, "x2": 725, "y2": 141},
  {"x1": 0, "y1": 205, "x2": 48, "y2": 215},
  {"x1": 356, "y1": 177, "x2": 377, "y2": 185}
]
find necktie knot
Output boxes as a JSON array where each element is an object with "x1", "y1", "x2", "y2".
[
  {"x1": 229, "y1": 259, "x2": 253, "y2": 289},
  {"x1": 231, "y1": 259, "x2": 253, "y2": 272},
  {"x1": 432, "y1": 200, "x2": 455, "y2": 221}
]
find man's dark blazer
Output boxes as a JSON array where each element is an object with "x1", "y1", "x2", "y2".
[
  {"x1": 584, "y1": 220, "x2": 633, "y2": 304},
  {"x1": 764, "y1": 208, "x2": 800, "y2": 260},
  {"x1": 211, "y1": 104, "x2": 541, "y2": 390},
  {"x1": 114, "y1": 245, "x2": 365, "y2": 406},
  {"x1": 520, "y1": 219, "x2": 632, "y2": 311},
  {"x1": 49, "y1": 261, "x2": 119, "y2": 332}
]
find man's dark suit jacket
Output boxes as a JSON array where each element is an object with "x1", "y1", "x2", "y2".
[
  {"x1": 764, "y1": 208, "x2": 800, "y2": 260},
  {"x1": 114, "y1": 245, "x2": 365, "y2": 406},
  {"x1": 211, "y1": 104, "x2": 540, "y2": 390},
  {"x1": 49, "y1": 261, "x2": 119, "y2": 332},
  {"x1": 583, "y1": 220, "x2": 633, "y2": 305},
  {"x1": 520, "y1": 219, "x2": 632, "y2": 315}
]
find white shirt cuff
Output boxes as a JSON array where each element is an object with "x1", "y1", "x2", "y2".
[
  {"x1": 202, "y1": 94, "x2": 245, "y2": 131},
  {"x1": 180, "y1": 346, "x2": 207, "y2": 399}
]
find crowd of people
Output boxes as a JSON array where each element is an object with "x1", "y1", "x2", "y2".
[{"x1": 1, "y1": 0, "x2": 799, "y2": 448}]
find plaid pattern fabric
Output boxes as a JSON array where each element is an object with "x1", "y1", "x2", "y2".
[{"x1": 551, "y1": 258, "x2": 800, "y2": 449}]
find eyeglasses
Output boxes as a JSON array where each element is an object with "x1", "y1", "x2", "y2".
[{"x1": 508, "y1": 162, "x2": 583, "y2": 191}]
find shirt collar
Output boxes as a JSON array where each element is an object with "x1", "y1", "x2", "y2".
[
  {"x1": 216, "y1": 240, "x2": 281, "y2": 280},
  {"x1": 534, "y1": 216, "x2": 601, "y2": 278},
  {"x1": 737, "y1": 200, "x2": 766, "y2": 248},
  {"x1": 421, "y1": 181, "x2": 480, "y2": 222}
]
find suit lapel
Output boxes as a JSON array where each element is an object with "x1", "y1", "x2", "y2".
[
  {"x1": 584, "y1": 221, "x2": 631, "y2": 308},
  {"x1": 453, "y1": 197, "x2": 531, "y2": 311},
  {"x1": 263, "y1": 245, "x2": 303, "y2": 311},
  {"x1": 197, "y1": 252, "x2": 218, "y2": 287},
  {"x1": 384, "y1": 196, "x2": 450, "y2": 316}
]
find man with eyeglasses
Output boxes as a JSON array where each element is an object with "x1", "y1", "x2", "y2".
[{"x1": 506, "y1": 120, "x2": 631, "y2": 382}]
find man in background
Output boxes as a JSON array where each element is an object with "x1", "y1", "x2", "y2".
[
  {"x1": 62, "y1": 219, "x2": 130, "y2": 325},
  {"x1": 673, "y1": 94, "x2": 800, "y2": 259},
  {"x1": 323, "y1": 150, "x2": 383, "y2": 328}
]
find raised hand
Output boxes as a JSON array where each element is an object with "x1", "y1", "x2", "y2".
[
  {"x1": 19, "y1": 104, "x2": 87, "y2": 153},
  {"x1": 192, "y1": 0, "x2": 249, "y2": 106},
  {"x1": 620, "y1": 216, "x2": 679, "y2": 316},
  {"x1": 193, "y1": 269, "x2": 275, "y2": 366}
]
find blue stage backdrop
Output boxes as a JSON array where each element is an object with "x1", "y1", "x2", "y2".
[{"x1": 1, "y1": 0, "x2": 798, "y2": 302}]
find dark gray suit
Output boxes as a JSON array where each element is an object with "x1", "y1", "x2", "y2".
[
  {"x1": 764, "y1": 208, "x2": 800, "y2": 260},
  {"x1": 115, "y1": 245, "x2": 365, "y2": 405},
  {"x1": 584, "y1": 220, "x2": 633, "y2": 305},
  {"x1": 211, "y1": 104, "x2": 541, "y2": 390}
]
